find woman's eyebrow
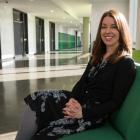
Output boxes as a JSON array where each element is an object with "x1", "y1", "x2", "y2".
[
  {"x1": 101, "y1": 23, "x2": 116, "y2": 26},
  {"x1": 101, "y1": 23, "x2": 107, "y2": 26}
]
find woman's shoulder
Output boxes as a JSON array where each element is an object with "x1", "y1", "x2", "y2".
[
  {"x1": 117, "y1": 55, "x2": 136, "y2": 69},
  {"x1": 119, "y1": 55, "x2": 134, "y2": 63}
]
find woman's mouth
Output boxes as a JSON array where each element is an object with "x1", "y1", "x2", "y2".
[{"x1": 104, "y1": 36, "x2": 113, "y2": 41}]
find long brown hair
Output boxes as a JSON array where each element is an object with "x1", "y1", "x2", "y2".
[{"x1": 92, "y1": 9, "x2": 132, "y2": 64}]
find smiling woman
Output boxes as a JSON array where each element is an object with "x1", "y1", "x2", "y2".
[
  {"x1": 15, "y1": 9, "x2": 136, "y2": 140},
  {"x1": 93, "y1": 9, "x2": 132, "y2": 64}
]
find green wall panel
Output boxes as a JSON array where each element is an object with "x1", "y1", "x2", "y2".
[{"x1": 58, "y1": 32, "x2": 81, "y2": 50}]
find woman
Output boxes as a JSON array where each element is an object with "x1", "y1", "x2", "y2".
[{"x1": 15, "y1": 9, "x2": 136, "y2": 140}]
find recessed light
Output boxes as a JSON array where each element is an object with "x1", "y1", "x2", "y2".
[{"x1": 50, "y1": 10, "x2": 54, "y2": 13}]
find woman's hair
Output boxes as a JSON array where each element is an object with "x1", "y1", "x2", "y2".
[{"x1": 92, "y1": 9, "x2": 132, "y2": 64}]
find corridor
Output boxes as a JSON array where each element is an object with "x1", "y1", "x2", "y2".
[{"x1": 0, "y1": 51, "x2": 89, "y2": 139}]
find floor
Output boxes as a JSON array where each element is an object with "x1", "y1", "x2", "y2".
[{"x1": 0, "y1": 51, "x2": 89, "y2": 139}]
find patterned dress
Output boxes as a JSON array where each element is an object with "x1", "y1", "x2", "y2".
[{"x1": 24, "y1": 60, "x2": 108, "y2": 140}]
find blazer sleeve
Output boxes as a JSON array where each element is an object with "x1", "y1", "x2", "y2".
[{"x1": 83, "y1": 57, "x2": 136, "y2": 120}]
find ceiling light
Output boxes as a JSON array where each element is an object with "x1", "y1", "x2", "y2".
[{"x1": 50, "y1": 10, "x2": 54, "y2": 13}]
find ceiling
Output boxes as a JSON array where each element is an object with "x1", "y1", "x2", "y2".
[{"x1": 0, "y1": 0, "x2": 92, "y2": 29}]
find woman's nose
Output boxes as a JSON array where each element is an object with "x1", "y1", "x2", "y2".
[{"x1": 105, "y1": 27, "x2": 111, "y2": 33}]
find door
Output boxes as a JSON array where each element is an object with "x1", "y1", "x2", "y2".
[
  {"x1": 14, "y1": 21, "x2": 23, "y2": 55},
  {"x1": 49, "y1": 22, "x2": 55, "y2": 51},
  {"x1": 0, "y1": 28, "x2": 2, "y2": 68},
  {"x1": 0, "y1": 28, "x2": 1, "y2": 61},
  {"x1": 13, "y1": 9, "x2": 28, "y2": 56},
  {"x1": 36, "y1": 17, "x2": 44, "y2": 54}
]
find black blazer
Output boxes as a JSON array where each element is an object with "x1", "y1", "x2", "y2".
[{"x1": 71, "y1": 56, "x2": 136, "y2": 120}]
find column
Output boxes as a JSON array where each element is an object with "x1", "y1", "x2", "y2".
[
  {"x1": 136, "y1": 0, "x2": 140, "y2": 50},
  {"x1": 129, "y1": 0, "x2": 137, "y2": 48},
  {"x1": 82, "y1": 17, "x2": 90, "y2": 54}
]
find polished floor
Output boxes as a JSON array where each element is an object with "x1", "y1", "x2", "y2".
[{"x1": 0, "y1": 51, "x2": 89, "y2": 139}]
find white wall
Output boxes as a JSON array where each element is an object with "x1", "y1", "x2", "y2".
[
  {"x1": 55, "y1": 23, "x2": 59, "y2": 50},
  {"x1": 129, "y1": 0, "x2": 137, "y2": 45},
  {"x1": 44, "y1": 19, "x2": 50, "y2": 52},
  {"x1": 136, "y1": 0, "x2": 140, "y2": 50},
  {"x1": 27, "y1": 15, "x2": 51, "y2": 54},
  {"x1": 0, "y1": 4, "x2": 15, "y2": 60},
  {"x1": 90, "y1": 0, "x2": 129, "y2": 43},
  {"x1": 28, "y1": 14, "x2": 36, "y2": 54},
  {"x1": 56, "y1": 24, "x2": 76, "y2": 35}
]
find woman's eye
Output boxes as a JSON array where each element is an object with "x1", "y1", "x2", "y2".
[
  {"x1": 111, "y1": 25, "x2": 117, "y2": 29},
  {"x1": 101, "y1": 25, "x2": 117, "y2": 30}
]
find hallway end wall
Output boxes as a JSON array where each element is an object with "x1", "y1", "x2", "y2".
[{"x1": 56, "y1": 25, "x2": 81, "y2": 51}]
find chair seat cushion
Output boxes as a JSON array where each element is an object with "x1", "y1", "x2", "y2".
[{"x1": 59, "y1": 123, "x2": 124, "y2": 140}]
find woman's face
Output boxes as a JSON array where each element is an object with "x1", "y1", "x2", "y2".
[{"x1": 101, "y1": 16, "x2": 120, "y2": 49}]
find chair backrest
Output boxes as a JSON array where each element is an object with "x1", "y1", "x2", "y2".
[{"x1": 111, "y1": 63, "x2": 140, "y2": 140}]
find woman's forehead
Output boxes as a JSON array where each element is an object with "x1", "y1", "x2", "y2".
[{"x1": 102, "y1": 16, "x2": 116, "y2": 24}]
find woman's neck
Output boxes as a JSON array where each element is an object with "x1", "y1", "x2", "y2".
[{"x1": 103, "y1": 45, "x2": 118, "y2": 60}]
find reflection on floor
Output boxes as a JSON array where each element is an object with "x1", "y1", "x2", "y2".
[{"x1": 0, "y1": 51, "x2": 90, "y2": 139}]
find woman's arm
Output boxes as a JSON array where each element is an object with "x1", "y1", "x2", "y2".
[
  {"x1": 71, "y1": 58, "x2": 92, "y2": 100},
  {"x1": 83, "y1": 57, "x2": 136, "y2": 120}
]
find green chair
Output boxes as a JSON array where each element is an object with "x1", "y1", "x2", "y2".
[{"x1": 59, "y1": 63, "x2": 140, "y2": 140}]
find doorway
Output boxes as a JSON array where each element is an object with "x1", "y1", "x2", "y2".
[
  {"x1": 75, "y1": 30, "x2": 78, "y2": 49},
  {"x1": 0, "y1": 29, "x2": 1, "y2": 61},
  {"x1": 35, "y1": 17, "x2": 44, "y2": 54},
  {"x1": 49, "y1": 22, "x2": 55, "y2": 51},
  {"x1": 13, "y1": 9, "x2": 28, "y2": 56}
]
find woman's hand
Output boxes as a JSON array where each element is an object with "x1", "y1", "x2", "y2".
[{"x1": 62, "y1": 98, "x2": 83, "y2": 119}]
